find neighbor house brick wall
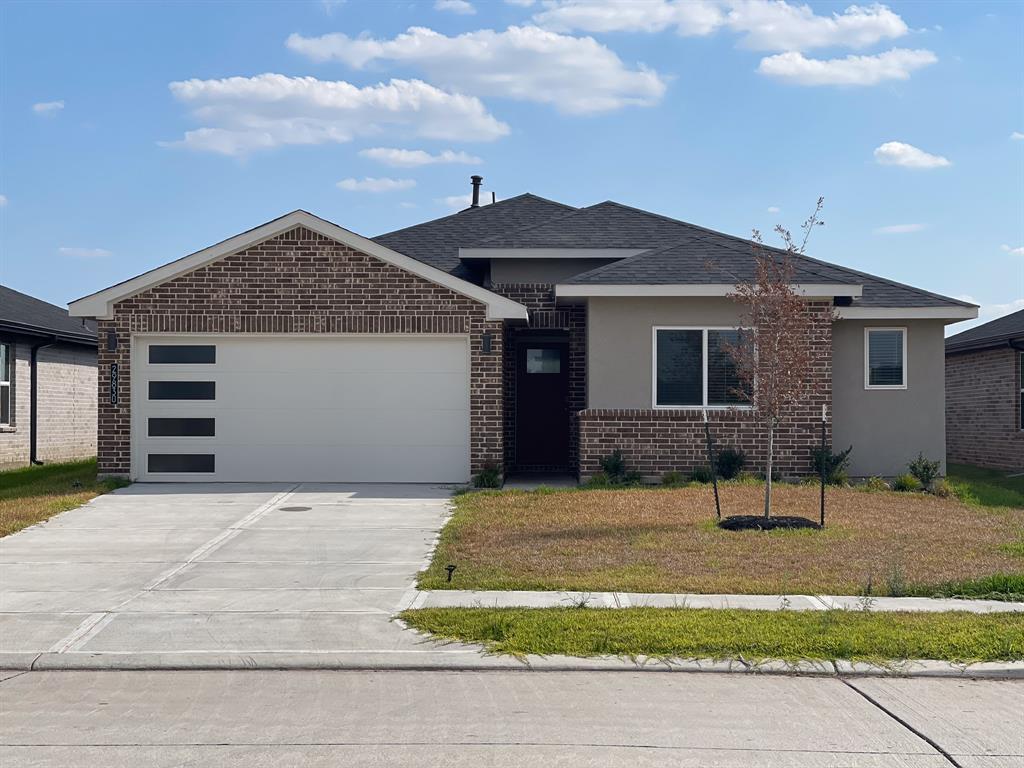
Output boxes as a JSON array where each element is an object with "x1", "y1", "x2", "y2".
[
  {"x1": 946, "y1": 347, "x2": 1024, "y2": 471},
  {"x1": 96, "y1": 226, "x2": 503, "y2": 477},
  {"x1": 491, "y1": 283, "x2": 586, "y2": 472},
  {"x1": 0, "y1": 340, "x2": 96, "y2": 468},
  {"x1": 578, "y1": 301, "x2": 833, "y2": 479}
]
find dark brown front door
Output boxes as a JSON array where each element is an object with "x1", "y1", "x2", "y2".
[{"x1": 515, "y1": 340, "x2": 570, "y2": 468}]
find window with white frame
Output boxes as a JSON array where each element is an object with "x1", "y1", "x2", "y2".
[
  {"x1": 864, "y1": 328, "x2": 907, "y2": 389},
  {"x1": 0, "y1": 343, "x2": 11, "y2": 426},
  {"x1": 653, "y1": 327, "x2": 751, "y2": 408}
]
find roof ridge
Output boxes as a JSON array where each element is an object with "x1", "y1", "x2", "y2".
[
  {"x1": 472, "y1": 199, "x2": 594, "y2": 245},
  {"x1": 373, "y1": 193, "x2": 576, "y2": 240}
]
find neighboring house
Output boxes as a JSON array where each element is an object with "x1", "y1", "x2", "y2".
[
  {"x1": 68, "y1": 182, "x2": 976, "y2": 483},
  {"x1": 1, "y1": 285, "x2": 98, "y2": 468},
  {"x1": 945, "y1": 309, "x2": 1024, "y2": 472}
]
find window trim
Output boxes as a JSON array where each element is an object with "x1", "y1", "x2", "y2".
[
  {"x1": 863, "y1": 327, "x2": 908, "y2": 390},
  {"x1": 0, "y1": 341, "x2": 11, "y2": 427},
  {"x1": 652, "y1": 326, "x2": 753, "y2": 410}
]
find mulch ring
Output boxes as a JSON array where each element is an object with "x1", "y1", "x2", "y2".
[{"x1": 718, "y1": 515, "x2": 821, "y2": 531}]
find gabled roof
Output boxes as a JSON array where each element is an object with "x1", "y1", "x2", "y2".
[
  {"x1": 945, "y1": 308, "x2": 1024, "y2": 353},
  {"x1": 0, "y1": 284, "x2": 97, "y2": 345},
  {"x1": 68, "y1": 211, "x2": 528, "y2": 321}
]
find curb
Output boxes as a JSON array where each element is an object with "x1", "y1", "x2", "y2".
[{"x1": 3, "y1": 651, "x2": 1022, "y2": 678}]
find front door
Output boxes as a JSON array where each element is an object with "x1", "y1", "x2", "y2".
[{"x1": 515, "y1": 340, "x2": 570, "y2": 469}]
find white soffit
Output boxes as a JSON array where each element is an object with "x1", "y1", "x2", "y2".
[
  {"x1": 459, "y1": 248, "x2": 646, "y2": 260},
  {"x1": 835, "y1": 306, "x2": 978, "y2": 320},
  {"x1": 69, "y1": 210, "x2": 528, "y2": 321},
  {"x1": 554, "y1": 283, "x2": 864, "y2": 298}
]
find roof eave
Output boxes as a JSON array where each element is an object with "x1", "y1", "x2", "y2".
[
  {"x1": 836, "y1": 306, "x2": 978, "y2": 321},
  {"x1": 555, "y1": 283, "x2": 863, "y2": 299}
]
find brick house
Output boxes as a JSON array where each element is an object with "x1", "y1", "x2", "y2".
[
  {"x1": 68, "y1": 182, "x2": 976, "y2": 483},
  {"x1": 945, "y1": 309, "x2": 1024, "y2": 471},
  {"x1": 1, "y1": 285, "x2": 98, "y2": 468}
]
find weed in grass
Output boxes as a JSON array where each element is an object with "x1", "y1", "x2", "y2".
[
  {"x1": 885, "y1": 561, "x2": 908, "y2": 598},
  {"x1": 999, "y1": 540, "x2": 1024, "y2": 558}
]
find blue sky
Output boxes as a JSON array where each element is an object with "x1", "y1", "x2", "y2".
[{"x1": 1, "y1": 0, "x2": 1021, "y2": 333}]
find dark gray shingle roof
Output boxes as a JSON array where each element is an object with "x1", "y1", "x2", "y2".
[
  {"x1": 946, "y1": 308, "x2": 1024, "y2": 353},
  {"x1": 0, "y1": 284, "x2": 97, "y2": 344}
]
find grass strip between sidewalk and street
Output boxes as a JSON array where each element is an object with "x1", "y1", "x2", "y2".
[{"x1": 400, "y1": 607, "x2": 1024, "y2": 664}]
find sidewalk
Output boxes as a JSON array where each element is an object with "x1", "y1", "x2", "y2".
[{"x1": 405, "y1": 589, "x2": 1024, "y2": 613}]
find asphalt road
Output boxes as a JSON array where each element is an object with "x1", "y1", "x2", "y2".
[{"x1": 1, "y1": 670, "x2": 1020, "y2": 767}]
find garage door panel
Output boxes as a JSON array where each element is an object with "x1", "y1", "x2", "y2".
[{"x1": 212, "y1": 338, "x2": 466, "y2": 373}]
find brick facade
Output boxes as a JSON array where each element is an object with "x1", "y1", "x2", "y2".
[
  {"x1": 0, "y1": 339, "x2": 96, "y2": 468},
  {"x1": 96, "y1": 226, "x2": 503, "y2": 477},
  {"x1": 946, "y1": 347, "x2": 1024, "y2": 471},
  {"x1": 578, "y1": 302, "x2": 834, "y2": 480}
]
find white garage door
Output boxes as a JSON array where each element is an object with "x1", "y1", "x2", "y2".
[{"x1": 132, "y1": 335, "x2": 471, "y2": 483}]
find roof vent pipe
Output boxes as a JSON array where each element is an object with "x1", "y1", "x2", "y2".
[{"x1": 470, "y1": 175, "x2": 483, "y2": 208}]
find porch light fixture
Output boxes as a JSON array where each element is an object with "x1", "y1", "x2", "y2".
[{"x1": 482, "y1": 332, "x2": 493, "y2": 354}]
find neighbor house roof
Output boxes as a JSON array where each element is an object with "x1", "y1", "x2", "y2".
[
  {"x1": 945, "y1": 308, "x2": 1024, "y2": 354},
  {"x1": 0, "y1": 284, "x2": 97, "y2": 345}
]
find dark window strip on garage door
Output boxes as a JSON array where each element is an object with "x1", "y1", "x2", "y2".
[
  {"x1": 148, "y1": 417, "x2": 216, "y2": 437},
  {"x1": 148, "y1": 381, "x2": 216, "y2": 400},
  {"x1": 149, "y1": 345, "x2": 217, "y2": 364},
  {"x1": 148, "y1": 454, "x2": 216, "y2": 473}
]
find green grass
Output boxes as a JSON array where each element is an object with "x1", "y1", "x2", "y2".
[
  {"x1": 947, "y1": 463, "x2": 1024, "y2": 509},
  {"x1": 0, "y1": 459, "x2": 128, "y2": 536},
  {"x1": 401, "y1": 607, "x2": 1024, "y2": 664},
  {"x1": 907, "y1": 573, "x2": 1024, "y2": 602}
]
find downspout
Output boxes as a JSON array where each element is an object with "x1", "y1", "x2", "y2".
[{"x1": 29, "y1": 337, "x2": 57, "y2": 465}]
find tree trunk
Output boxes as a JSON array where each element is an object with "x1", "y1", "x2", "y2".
[{"x1": 764, "y1": 421, "x2": 774, "y2": 519}]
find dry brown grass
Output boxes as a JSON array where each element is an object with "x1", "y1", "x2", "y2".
[{"x1": 421, "y1": 484, "x2": 1024, "y2": 595}]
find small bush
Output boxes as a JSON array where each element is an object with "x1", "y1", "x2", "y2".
[
  {"x1": 891, "y1": 473, "x2": 921, "y2": 492},
  {"x1": 584, "y1": 472, "x2": 613, "y2": 488},
  {"x1": 689, "y1": 465, "x2": 714, "y2": 484},
  {"x1": 862, "y1": 476, "x2": 890, "y2": 492},
  {"x1": 473, "y1": 462, "x2": 502, "y2": 489},
  {"x1": 908, "y1": 453, "x2": 942, "y2": 490},
  {"x1": 756, "y1": 467, "x2": 782, "y2": 483},
  {"x1": 811, "y1": 445, "x2": 853, "y2": 485},
  {"x1": 661, "y1": 470, "x2": 686, "y2": 487},
  {"x1": 599, "y1": 449, "x2": 628, "y2": 481},
  {"x1": 930, "y1": 478, "x2": 953, "y2": 498},
  {"x1": 715, "y1": 447, "x2": 746, "y2": 480}
]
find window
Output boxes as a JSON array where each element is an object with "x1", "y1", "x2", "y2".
[
  {"x1": 526, "y1": 348, "x2": 561, "y2": 374},
  {"x1": 865, "y1": 328, "x2": 907, "y2": 389},
  {"x1": 149, "y1": 345, "x2": 216, "y2": 364},
  {"x1": 0, "y1": 343, "x2": 11, "y2": 426},
  {"x1": 148, "y1": 418, "x2": 216, "y2": 437},
  {"x1": 147, "y1": 454, "x2": 215, "y2": 473},
  {"x1": 654, "y1": 328, "x2": 751, "y2": 408},
  {"x1": 148, "y1": 381, "x2": 216, "y2": 400}
]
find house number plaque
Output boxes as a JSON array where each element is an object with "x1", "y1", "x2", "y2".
[{"x1": 109, "y1": 362, "x2": 119, "y2": 405}]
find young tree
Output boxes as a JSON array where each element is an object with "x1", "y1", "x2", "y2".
[{"x1": 727, "y1": 199, "x2": 831, "y2": 518}]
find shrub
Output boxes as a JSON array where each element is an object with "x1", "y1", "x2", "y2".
[
  {"x1": 715, "y1": 447, "x2": 746, "y2": 480},
  {"x1": 595, "y1": 450, "x2": 643, "y2": 486},
  {"x1": 891, "y1": 473, "x2": 921, "y2": 492},
  {"x1": 473, "y1": 462, "x2": 502, "y2": 489},
  {"x1": 908, "y1": 453, "x2": 942, "y2": 490},
  {"x1": 862, "y1": 476, "x2": 890, "y2": 492},
  {"x1": 811, "y1": 445, "x2": 853, "y2": 485},
  {"x1": 661, "y1": 470, "x2": 686, "y2": 487},
  {"x1": 756, "y1": 467, "x2": 782, "y2": 483},
  {"x1": 689, "y1": 465, "x2": 714, "y2": 483},
  {"x1": 930, "y1": 478, "x2": 953, "y2": 498}
]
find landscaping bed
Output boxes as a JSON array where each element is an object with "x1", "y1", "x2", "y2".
[
  {"x1": 400, "y1": 606, "x2": 1024, "y2": 664},
  {"x1": 0, "y1": 459, "x2": 128, "y2": 537},
  {"x1": 421, "y1": 482, "x2": 1024, "y2": 596}
]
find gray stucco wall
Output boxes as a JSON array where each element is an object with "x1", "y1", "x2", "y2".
[
  {"x1": 587, "y1": 296, "x2": 744, "y2": 409},
  {"x1": 489, "y1": 258, "x2": 618, "y2": 284},
  {"x1": 832, "y1": 319, "x2": 947, "y2": 477}
]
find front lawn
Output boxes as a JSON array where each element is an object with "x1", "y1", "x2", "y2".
[
  {"x1": 421, "y1": 483, "x2": 1024, "y2": 596},
  {"x1": 0, "y1": 459, "x2": 128, "y2": 537},
  {"x1": 947, "y1": 463, "x2": 1024, "y2": 509},
  {"x1": 401, "y1": 607, "x2": 1024, "y2": 664}
]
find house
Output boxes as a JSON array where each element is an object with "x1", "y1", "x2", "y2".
[
  {"x1": 1, "y1": 285, "x2": 98, "y2": 468},
  {"x1": 945, "y1": 309, "x2": 1024, "y2": 471},
  {"x1": 67, "y1": 182, "x2": 976, "y2": 483}
]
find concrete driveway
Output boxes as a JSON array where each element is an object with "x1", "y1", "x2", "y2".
[{"x1": 0, "y1": 483, "x2": 475, "y2": 668}]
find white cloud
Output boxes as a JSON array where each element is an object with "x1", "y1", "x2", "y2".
[
  {"x1": 873, "y1": 141, "x2": 950, "y2": 169},
  {"x1": 337, "y1": 177, "x2": 416, "y2": 192},
  {"x1": 435, "y1": 0, "x2": 475, "y2": 14},
  {"x1": 439, "y1": 193, "x2": 493, "y2": 209},
  {"x1": 286, "y1": 26, "x2": 666, "y2": 114},
  {"x1": 32, "y1": 100, "x2": 64, "y2": 115},
  {"x1": 506, "y1": 0, "x2": 536, "y2": 5},
  {"x1": 160, "y1": 74, "x2": 509, "y2": 156},
  {"x1": 359, "y1": 147, "x2": 482, "y2": 167},
  {"x1": 59, "y1": 246, "x2": 112, "y2": 258},
  {"x1": 1011, "y1": 131, "x2": 1024, "y2": 140},
  {"x1": 320, "y1": 0, "x2": 344, "y2": 13},
  {"x1": 758, "y1": 48, "x2": 936, "y2": 86},
  {"x1": 0, "y1": 194, "x2": 7, "y2": 207},
  {"x1": 533, "y1": 1, "x2": 908, "y2": 50},
  {"x1": 767, "y1": 205, "x2": 780, "y2": 213},
  {"x1": 874, "y1": 223, "x2": 925, "y2": 234},
  {"x1": 1001, "y1": 244, "x2": 1024, "y2": 256}
]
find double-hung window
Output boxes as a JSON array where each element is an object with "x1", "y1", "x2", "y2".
[
  {"x1": 864, "y1": 328, "x2": 907, "y2": 389},
  {"x1": 0, "y1": 343, "x2": 11, "y2": 426},
  {"x1": 653, "y1": 327, "x2": 751, "y2": 408}
]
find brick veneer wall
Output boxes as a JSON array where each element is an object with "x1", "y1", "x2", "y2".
[
  {"x1": 96, "y1": 226, "x2": 503, "y2": 477},
  {"x1": 946, "y1": 347, "x2": 1024, "y2": 471},
  {"x1": 578, "y1": 302, "x2": 834, "y2": 479},
  {"x1": 492, "y1": 283, "x2": 586, "y2": 472}
]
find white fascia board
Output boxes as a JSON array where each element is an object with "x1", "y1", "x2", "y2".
[
  {"x1": 555, "y1": 283, "x2": 863, "y2": 298},
  {"x1": 835, "y1": 306, "x2": 978, "y2": 321},
  {"x1": 69, "y1": 210, "x2": 528, "y2": 322},
  {"x1": 459, "y1": 248, "x2": 646, "y2": 260}
]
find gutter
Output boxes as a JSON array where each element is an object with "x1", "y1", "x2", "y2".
[{"x1": 29, "y1": 337, "x2": 57, "y2": 465}]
